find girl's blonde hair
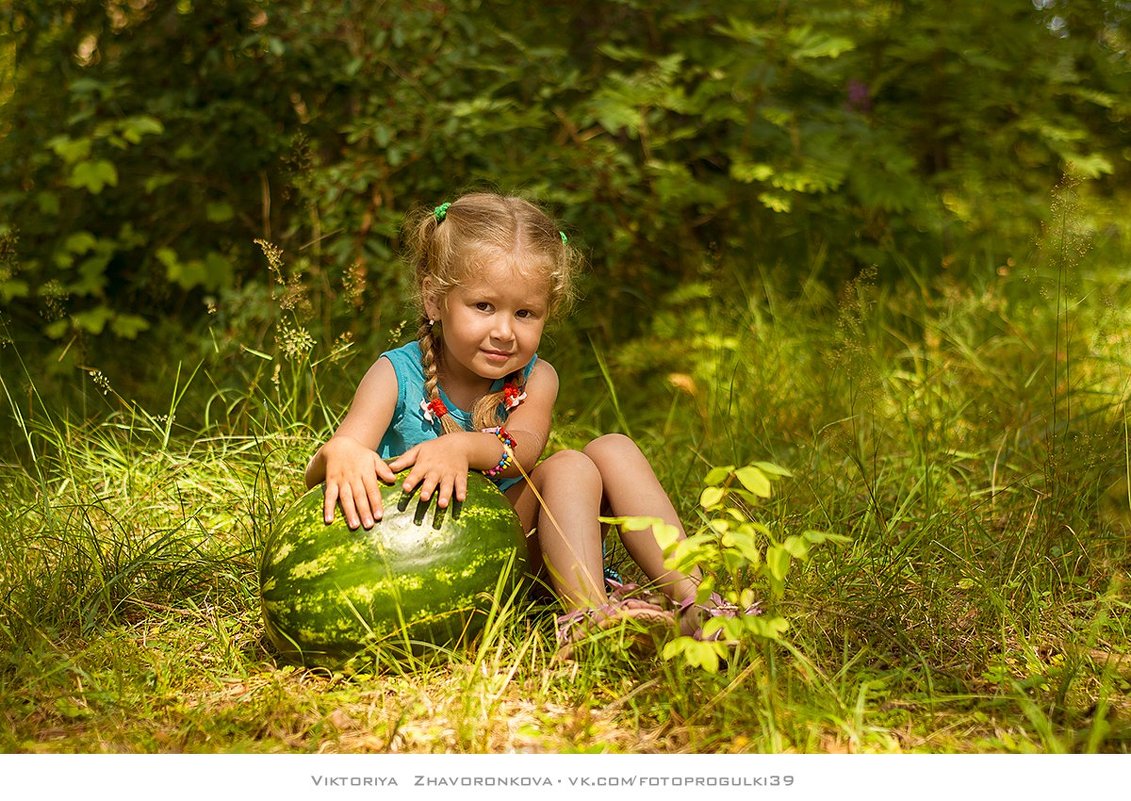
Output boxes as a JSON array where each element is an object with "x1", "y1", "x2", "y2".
[{"x1": 404, "y1": 192, "x2": 579, "y2": 433}]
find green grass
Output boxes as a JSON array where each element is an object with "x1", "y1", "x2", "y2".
[{"x1": 2, "y1": 212, "x2": 1130, "y2": 753}]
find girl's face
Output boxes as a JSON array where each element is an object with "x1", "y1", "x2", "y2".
[{"x1": 425, "y1": 259, "x2": 550, "y2": 388}]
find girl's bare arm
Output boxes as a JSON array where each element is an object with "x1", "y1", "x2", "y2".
[{"x1": 305, "y1": 357, "x2": 399, "y2": 528}]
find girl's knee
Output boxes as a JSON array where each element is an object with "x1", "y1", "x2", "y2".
[
  {"x1": 537, "y1": 448, "x2": 601, "y2": 485},
  {"x1": 583, "y1": 432, "x2": 641, "y2": 463}
]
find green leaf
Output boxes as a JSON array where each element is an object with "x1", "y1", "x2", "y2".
[
  {"x1": 701, "y1": 616, "x2": 742, "y2": 642},
  {"x1": 707, "y1": 518, "x2": 731, "y2": 534},
  {"x1": 64, "y1": 232, "x2": 97, "y2": 254},
  {"x1": 650, "y1": 522, "x2": 682, "y2": 552},
  {"x1": 730, "y1": 162, "x2": 775, "y2": 183},
  {"x1": 699, "y1": 486, "x2": 725, "y2": 509},
  {"x1": 786, "y1": 27, "x2": 855, "y2": 60},
  {"x1": 695, "y1": 576, "x2": 716, "y2": 603},
  {"x1": 144, "y1": 173, "x2": 177, "y2": 193},
  {"x1": 669, "y1": 533, "x2": 715, "y2": 559},
  {"x1": 662, "y1": 636, "x2": 724, "y2": 673},
  {"x1": 721, "y1": 529, "x2": 763, "y2": 566},
  {"x1": 782, "y1": 535, "x2": 810, "y2": 560},
  {"x1": 77, "y1": 251, "x2": 113, "y2": 293},
  {"x1": 110, "y1": 313, "x2": 149, "y2": 339},
  {"x1": 603, "y1": 515, "x2": 664, "y2": 533},
  {"x1": 155, "y1": 247, "x2": 179, "y2": 269},
  {"x1": 119, "y1": 115, "x2": 164, "y2": 143},
  {"x1": 760, "y1": 107, "x2": 794, "y2": 127},
  {"x1": 714, "y1": 18, "x2": 769, "y2": 45},
  {"x1": 745, "y1": 615, "x2": 790, "y2": 639},
  {"x1": 703, "y1": 465, "x2": 734, "y2": 486},
  {"x1": 663, "y1": 535, "x2": 718, "y2": 574},
  {"x1": 69, "y1": 77, "x2": 111, "y2": 100},
  {"x1": 0, "y1": 280, "x2": 30, "y2": 302},
  {"x1": 734, "y1": 465, "x2": 772, "y2": 498},
  {"x1": 205, "y1": 202, "x2": 235, "y2": 223},
  {"x1": 157, "y1": 249, "x2": 231, "y2": 290},
  {"x1": 36, "y1": 192, "x2": 60, "y2": 215},
  {"x1": 1063, "y1": 152, "x2": 1113, "y2": 178},
  {"x1": 116, "y1": 222, "x2": 146, "y2": 249},
  {"x1": 163, "y1": 253, "x2": 201, "y2": 288},
  {"x1": 72, "y1": 306, "x2": 113, "y2": 334},
  {"x1": 802, "y1": 530, "x2": 852, "y2": 546},
  {"x1": 758, "y1": 191, "x2": 792, "y2": 213},
  {"x1": 766, "y1": 545, "x2": 791, "y2": 581},
  {"x1": 591, "y1": 96, "x2": 642, "y2": 138},
  {"x1": 68, "y1": 160, "x2": 119, "y2": 194},
  {"x1": 721, "y1": 548, "x2": 747, "y2": 573},
  {"x1": 753, "y1": 461, "x2": 793, "y2": 478},
  {"x1": 748, "y1": 521, "x2": 773, "y2": 538},
  {"x1": 47, "y1": 135, "x2": 92, "y2": 164}
]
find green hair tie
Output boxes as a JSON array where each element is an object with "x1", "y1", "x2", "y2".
[
  {"x1": 560, "y1": 231, "x2": 568, "y2": 245},
  {"x1": 433, "y1": 202, "x2": 451, "y2": 222}
]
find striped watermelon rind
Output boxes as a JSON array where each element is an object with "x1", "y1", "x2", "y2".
[{"x1": 259, "y1": 471, "x2": 529, "y2": 667}]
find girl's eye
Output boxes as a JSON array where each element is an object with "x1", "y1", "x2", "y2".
[{"x1": 475, "y1": 302, "x2": 492, "y2": 312}]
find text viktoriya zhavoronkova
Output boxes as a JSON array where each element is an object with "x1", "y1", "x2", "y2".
[{"x1": 310, "y1": 775, "x2": 795, "y2": 788}]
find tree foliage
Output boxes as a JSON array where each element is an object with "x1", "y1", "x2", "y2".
[{"x1": 1, "y1": 0, "x2": 1128, "y2": 358}]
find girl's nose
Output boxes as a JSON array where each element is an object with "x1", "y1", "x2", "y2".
[{"x1": 492, "y1": 316, "x2": 514, "y2": 341}]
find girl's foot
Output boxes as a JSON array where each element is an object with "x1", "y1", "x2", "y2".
[
  {"x1": 604, "y1": 576, "x2": 671, "y2": 609},
  {"x1": 677, "y1": 593, "x2": 762, "y2": 641},
  {"x1": 555, "y1": 598, "x2": 674, "y2": 661}
]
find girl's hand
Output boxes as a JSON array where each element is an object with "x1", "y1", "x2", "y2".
[
  {"x1": 319, "y1": 435, "x2": 397, "y2": 529},
  {"x1": 388, "y1": 436, "x2": 473, "y2": 510}
]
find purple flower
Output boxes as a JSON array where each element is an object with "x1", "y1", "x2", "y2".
[{"x1": 847, "y1": 79, "x2": 872, "y2": 113}]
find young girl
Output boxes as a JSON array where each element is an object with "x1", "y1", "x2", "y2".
[{"x1": 304, "y1": 192, "x2": 726, "y2": 653}]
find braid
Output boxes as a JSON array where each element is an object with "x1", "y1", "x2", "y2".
[
  {"x1": 417, "y1": 317, "x2": 463, "y2": 435},
  {"x1": 471, "y1": 367, "x2": 527, "y2": 431}
]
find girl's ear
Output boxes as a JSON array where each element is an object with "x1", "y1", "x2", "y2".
[{"x1": 421, "y1": 278, "x2": 442, "y2": 321}]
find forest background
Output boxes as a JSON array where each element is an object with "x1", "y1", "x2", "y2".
[{"x1": 1, "y1": 0, "x2": 1130, "y2": 754}]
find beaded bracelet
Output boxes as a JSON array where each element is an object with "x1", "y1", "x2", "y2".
[{"x1": 481, "y1": 426, "x2": 517, "y2": 478}]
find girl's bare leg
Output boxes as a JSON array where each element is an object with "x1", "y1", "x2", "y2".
[
  {"x1": 505, "y1": 450, "x2": 607, "y2": 610},
  {"x1": 582, "y1": 433, "x2": 700, "y2": 605}
]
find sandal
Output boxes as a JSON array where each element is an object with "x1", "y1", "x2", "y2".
[
  {"x1": 604, "y1": 576, "x2": 673, "y2": 608},
  {"x1": 677, "y1": 593, "x2": 762, "y2": 641},
  {"x1": 555, "y1": 598, "x2": 674, "y2": 660}
]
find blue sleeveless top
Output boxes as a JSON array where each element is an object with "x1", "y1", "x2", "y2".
[{"x1": 377, "y1": 341, "x2": 537, "y2": 492}]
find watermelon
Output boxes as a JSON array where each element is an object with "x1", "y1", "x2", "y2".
[{"x1": 259, "y1": 471, "x2": 529, "y2": 667}]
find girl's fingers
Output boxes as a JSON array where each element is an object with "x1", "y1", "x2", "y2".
[
  {"x1": 454, "y1": 472, "x2": 468, "y2": 504},
  {"x1": 417, "y1": 472, "x2": 440, "y2": 503},
  {"x1": 360, "y1": 471, "x2": 384, "y2": 523},
  {"x1": 388, "y1": 447, "x2": 418, "y2": 474},
  {"x1": 338, "y1": 483, "x2": 359, "y2": 530},
  {"x1": 436, "y1": 475, "x2": 455, "y2": 509},
  {"x1": 323, "y1": 483, "x2": 340, "y2": 524},
  {"x1": 350, "y1": 479, "x2": 375, "y2": 528},
  {"x1": 374, "y1": 456, "x2": 397, "y2": 484},
  {"x1": 401, "y1": 458, "x2": 429, "y2": 495}
]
